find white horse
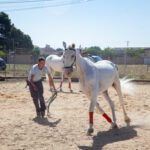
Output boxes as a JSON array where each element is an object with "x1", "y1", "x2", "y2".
[
  {"x1": 46, "y1": 54, "x2": 73, "y2": 92},
  {"x1": 63, "y1": 44, "x2": 132, "y2": 134}
]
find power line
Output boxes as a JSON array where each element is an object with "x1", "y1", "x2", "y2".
[
  {"x1": 0, "y1": 0, "x2": 93, "y2": 5},
  {"x1": 0, "y1": 0, "x2": 56, "y2": 5},
  {"x1": 0, "y1": 0, "x2": 95, "y2": 12}
]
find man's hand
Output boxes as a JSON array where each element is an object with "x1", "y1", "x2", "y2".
[
  {"x1": 30, "y1": 75, "x2": 38, "y2": 91},
  {"x1": 33, "y1": 85, "x2": 38, "y2": 91},
  {"x1": 48, "y1": 74, "x2": 57, "y2": 94}
]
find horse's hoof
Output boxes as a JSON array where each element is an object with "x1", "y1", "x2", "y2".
[
  {"x1": 125, "y1": 116, "x2": 131, "y2": 124},
  {"x1": 70, "y1": 89, "x2": 73, "y2": 93},
  {"x1": 60, "y1": 89, "x2": 63, "y2": 92},
  {"x1": 87, "y1": 128, "x2": 94, "y2": 135},
  {"x1": 113, "y1": 124, "x2": 118, "y2": 129},
  {"x1": 110, "y1": 123, "x2": 118, "y2": 129}
]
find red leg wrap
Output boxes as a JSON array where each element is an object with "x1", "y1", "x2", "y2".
[
  {"x1": 69, "y1": 82, "x2": 71, "y2": 89},
  {"x1": 103, "y1": 113, "x2": 112, "y2": 123},
  {"x1": 89, "y1": 112, "x2": 93, "y2": 124}
]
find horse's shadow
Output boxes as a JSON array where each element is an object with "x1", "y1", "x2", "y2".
[
  {"x1": 59, "y1": 91, "x2": 79, "y2": 94},
  {"x1": 79, "y1": 125, "x2": 138, "y2": 150},
  {"x1": 33, "y1": 117, "x2": 61, "y2": 127}
]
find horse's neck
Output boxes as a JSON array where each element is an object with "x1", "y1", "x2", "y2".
[
  {"x1": 75, "y1": 51, "x2": 87, "y2": 79},
  {"x1": 58, "y1": 55, "x2": 64, "y2": 62}
]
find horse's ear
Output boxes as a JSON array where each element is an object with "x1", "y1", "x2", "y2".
[
  {"x1": 63, "y1": 41, "x2": 67, "y2": 49},
  {"x1": 79, "y1": 45, "x2": 82, "y2": 54}
]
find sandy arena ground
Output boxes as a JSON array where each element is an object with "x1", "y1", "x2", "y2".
[{"x1": 0, "y1": 80, "x2": 150, "y2": 150}]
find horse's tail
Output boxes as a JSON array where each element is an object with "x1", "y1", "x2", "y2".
[
  {"x1": 120, "y1": 77, "x2": 136, "y2": 96},
  {"x1": 45, "y1": 56, "x2": 51, "y2": 81}
]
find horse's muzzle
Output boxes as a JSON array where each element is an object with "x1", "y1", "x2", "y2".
[
  {"x1": 64, "y1": 67, "x2": 73, "y2": 77},
  {"x1": 65, "y1": 73, "x2": 72, "y2": 78}
]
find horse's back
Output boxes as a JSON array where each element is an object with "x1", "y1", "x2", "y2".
[
  {"x1": 94, "y1": 60, "x2": 119, "y2": 90},
  {"x1": 46, "y1": 55, "x2": 64, "y2": 72},
  {"x1": 46, "y1": 54, "x2": 62, "y2": 61},
  {"x1": 94, "y1": 60, "x2": 116, "y2": 71}
]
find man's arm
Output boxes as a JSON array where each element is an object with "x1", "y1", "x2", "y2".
[
  {"x1": 30, "y1": 75, "x2": 38, "y2": 91},
  {"x1": 48, "y1": 74, "x2": 57, "y2": 92}
]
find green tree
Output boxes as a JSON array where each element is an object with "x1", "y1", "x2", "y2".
[
  {"x1": 83, "y1": 46, "x2": 102, "y2": 56},
  {"x1": 82, "y1": 46, "x2": 115, "y2": 59},
  {"x1": 8, "y1": 24, "x2": 33, "y2": 52},
  {"x1": 102, "y1": 47, "x2": 115, "y2": 59},
  {"x1": 0, "y1": 12, "x2": 33, "y2": 53},
  {"x1": 0, "y1": 50, "x2": 5, "y2": 58},
  {"x1": 136, "y1": 49, "x2": 145, "y2": 57},
  {"x1": 32, "y1": 46, "x2": 40, "y2": 63},
  {"x1": 32, "y1": 46, "x2": 40, "y2": 57},
  {"x1": 126, "y1": 48, "x2": 144, "y2": 57},
  {"x1": 56, "y1": 48, "x2": 63, "y2": 51},
  {"x1": 0, "y1": 12, "x2": 11, "y2": 48}
]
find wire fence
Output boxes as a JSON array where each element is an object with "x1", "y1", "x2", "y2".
[
  {"x1": 0, "y1": 64, "x2": 150, "y2": 80},
  {"x1": 0, "y1": 64, "x2": 67, "y2": 79},
  {"x1": 0, "y1": 64, "x2": 32, "y2": 78}
]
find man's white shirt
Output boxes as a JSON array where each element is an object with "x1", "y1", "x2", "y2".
[{"x1": 28, "y1": 64, "x2": 50, "y2": 82}]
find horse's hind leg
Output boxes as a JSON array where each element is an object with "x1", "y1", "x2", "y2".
[
  {"x1": 96, "y1": 101, "x2": 114, "y2": 128},
  {"x1": 68, "y1": 77, "x2": 73, "y2": 92},
  {"x1": 103, "y1": 91, "x2": 118, "y2": 128},
  {"x1": 113, "y1": 78, "x2": 130, "y2": 124},
  {"x1": 60, "y1": 73, "x2": 64, "y2": 92}
]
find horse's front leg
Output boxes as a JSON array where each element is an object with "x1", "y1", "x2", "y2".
[{"x1": 88, "y1": 93, "x2": 97, "y2": 135}]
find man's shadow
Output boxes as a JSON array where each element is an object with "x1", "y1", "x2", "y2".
[
  {"x1": 33, "y1": 117, "x2": 61, "y2": 127},
  {"x1": 79, "y1": 125, "x2": 138, "y2": 150}
]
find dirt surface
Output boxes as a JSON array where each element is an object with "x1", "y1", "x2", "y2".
[{"x1": 0, "y1": 81, "x2": 150, "y2": 150}]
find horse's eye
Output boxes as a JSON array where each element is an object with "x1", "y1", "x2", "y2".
[{"x1": 71, "y1": 55, "x2": 74, "y2": 58}]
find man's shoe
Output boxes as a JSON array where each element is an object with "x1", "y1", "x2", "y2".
[
  {"x1": 36, "y1": 112, "x2": 41, "y2": 117},
  {"x1": 41, "y1": 111, "x2": 45, "y2": 118}
]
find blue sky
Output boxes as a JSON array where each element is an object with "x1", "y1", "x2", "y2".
[{"x1": 1, "y1": 0, "x2": 150, "y2": 49}]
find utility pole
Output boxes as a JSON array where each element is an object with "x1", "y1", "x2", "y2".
[
  {"x1": 13, "y1": 38, "x2": 16, "y2": 77},
  {"x1": 124, "y1": 41, "x2": 129, "y2": 76}
]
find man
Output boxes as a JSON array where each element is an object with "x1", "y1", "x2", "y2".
[
  {"x1": 72, "y1": 43, "x2": 75, "y2": 49},
  {"x1": 28, "y1": 57, "x2": 57, "y2": 118},
  {"x1": 81, "y1": 52, "x2": 95, "y2": 63}
]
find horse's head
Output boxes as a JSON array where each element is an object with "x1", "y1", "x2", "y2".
[{"x1": 63, "y1": 46, "x2": 76, "y2": 77}]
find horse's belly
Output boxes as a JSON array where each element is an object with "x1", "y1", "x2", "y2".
[{"x1": 50, "y1": 61, "x2": 64, "y2": 72}]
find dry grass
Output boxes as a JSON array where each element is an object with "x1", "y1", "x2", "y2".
[{"x1": 118, "y1": 65, "x2": 150, "y2": 79}]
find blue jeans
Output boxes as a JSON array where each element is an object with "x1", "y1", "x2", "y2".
[{"x1": 29, "y1": 80, "x2": 46, "y2": 113}]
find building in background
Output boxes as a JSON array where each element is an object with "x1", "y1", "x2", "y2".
[
  {"x1": 144, "y1": 48, "x2": 150, "y2": 65},
  {"x1": 40, "y1": 44, "x2": 63, "y2": 56},
  {"x1": 110, "y1": 47, "x2": 150, "y2": 65}
]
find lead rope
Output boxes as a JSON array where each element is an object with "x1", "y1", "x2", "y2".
[{"x1": 46, "y1": 91, "x2": 57, "y2": 117}]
